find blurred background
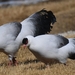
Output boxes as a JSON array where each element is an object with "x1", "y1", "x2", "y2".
[
  {"x1": 0, "y1": 0, "x2": 75, "y2": 35},
  {"x1": 0, "y1": 0, "x2": 75, "y2": 36},
  {"x1": 0, "y1": 0, "x2": 47, "y2": 6}
]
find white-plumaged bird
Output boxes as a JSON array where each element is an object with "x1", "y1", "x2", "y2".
[
  {"x1": 0, "y1": 9, "x2": 56, "y2": 65},
  {"x1": 20, "y1": 9, "x2": 56, "y2": 37},
  {"x1": 22, "y1": 34, "x2": 75, "y2": 65},
  {"x1": 0, "y1": 22, "x2": 22, "y2": 65}
]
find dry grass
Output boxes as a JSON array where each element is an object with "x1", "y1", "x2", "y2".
[{"x1": 0, "y1": 0, "x2": 75, "y2": 75}]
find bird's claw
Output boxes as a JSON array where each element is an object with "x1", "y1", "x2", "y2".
[{"x1": 8, "y1": 57, "x2": 18, "y2": 66}]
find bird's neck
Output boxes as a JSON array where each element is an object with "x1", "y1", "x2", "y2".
[
  {"x1": 15, "y1": 24, "x2": 35, "y2": 47},
  {"x1": 27, "y1": 36, "x2": 34, "y2": 47}
]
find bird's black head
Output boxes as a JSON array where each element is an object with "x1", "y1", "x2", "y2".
[{"x1": 22, "y1": 38, "x2": 28, "y2": 45}]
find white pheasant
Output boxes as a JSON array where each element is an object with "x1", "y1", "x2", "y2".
[
  {"x1": 22, "y1": 34, "x2": 75, "y2": 65},
  {"x1": 0, "y1": 22, "x2": 22, "y2": 65}
]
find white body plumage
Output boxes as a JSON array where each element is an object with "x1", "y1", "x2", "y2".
[{"x1": 22, "y1": 35, "x2": 75, "y2": 64}]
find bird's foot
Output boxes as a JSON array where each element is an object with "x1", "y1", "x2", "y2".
[
  {"x1": 8, "y1": 60, "x2": 13, "y2": 66},
  {"x1": 12, "y1": 57, "x2": 18, "y2": 66},
  {"x1": 8, "y1": 57, "x2": 18, "y2": 66}
]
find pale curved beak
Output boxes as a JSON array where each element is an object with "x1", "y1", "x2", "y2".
[{"x1": 22, "y1": 44, "x2": 26, "y2": 49}]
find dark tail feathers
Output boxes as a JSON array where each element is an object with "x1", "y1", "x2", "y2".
[
  {"x1": 30, "y1": 9, "x2": 56, "y2": 36},
  {"x1": 68, "y1": 53, "x2": 75, "y2": 60}
]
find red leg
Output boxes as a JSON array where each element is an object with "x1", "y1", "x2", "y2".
[
  {"x1": 12, "y1": 57, "x2": 18, "y2": 66},
  {"x1": 8, "y1": 57, "x2": 18, "y2": 66},
  {"x1": 8, "y1": 60, "x2": 13, "y2": 66}
]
